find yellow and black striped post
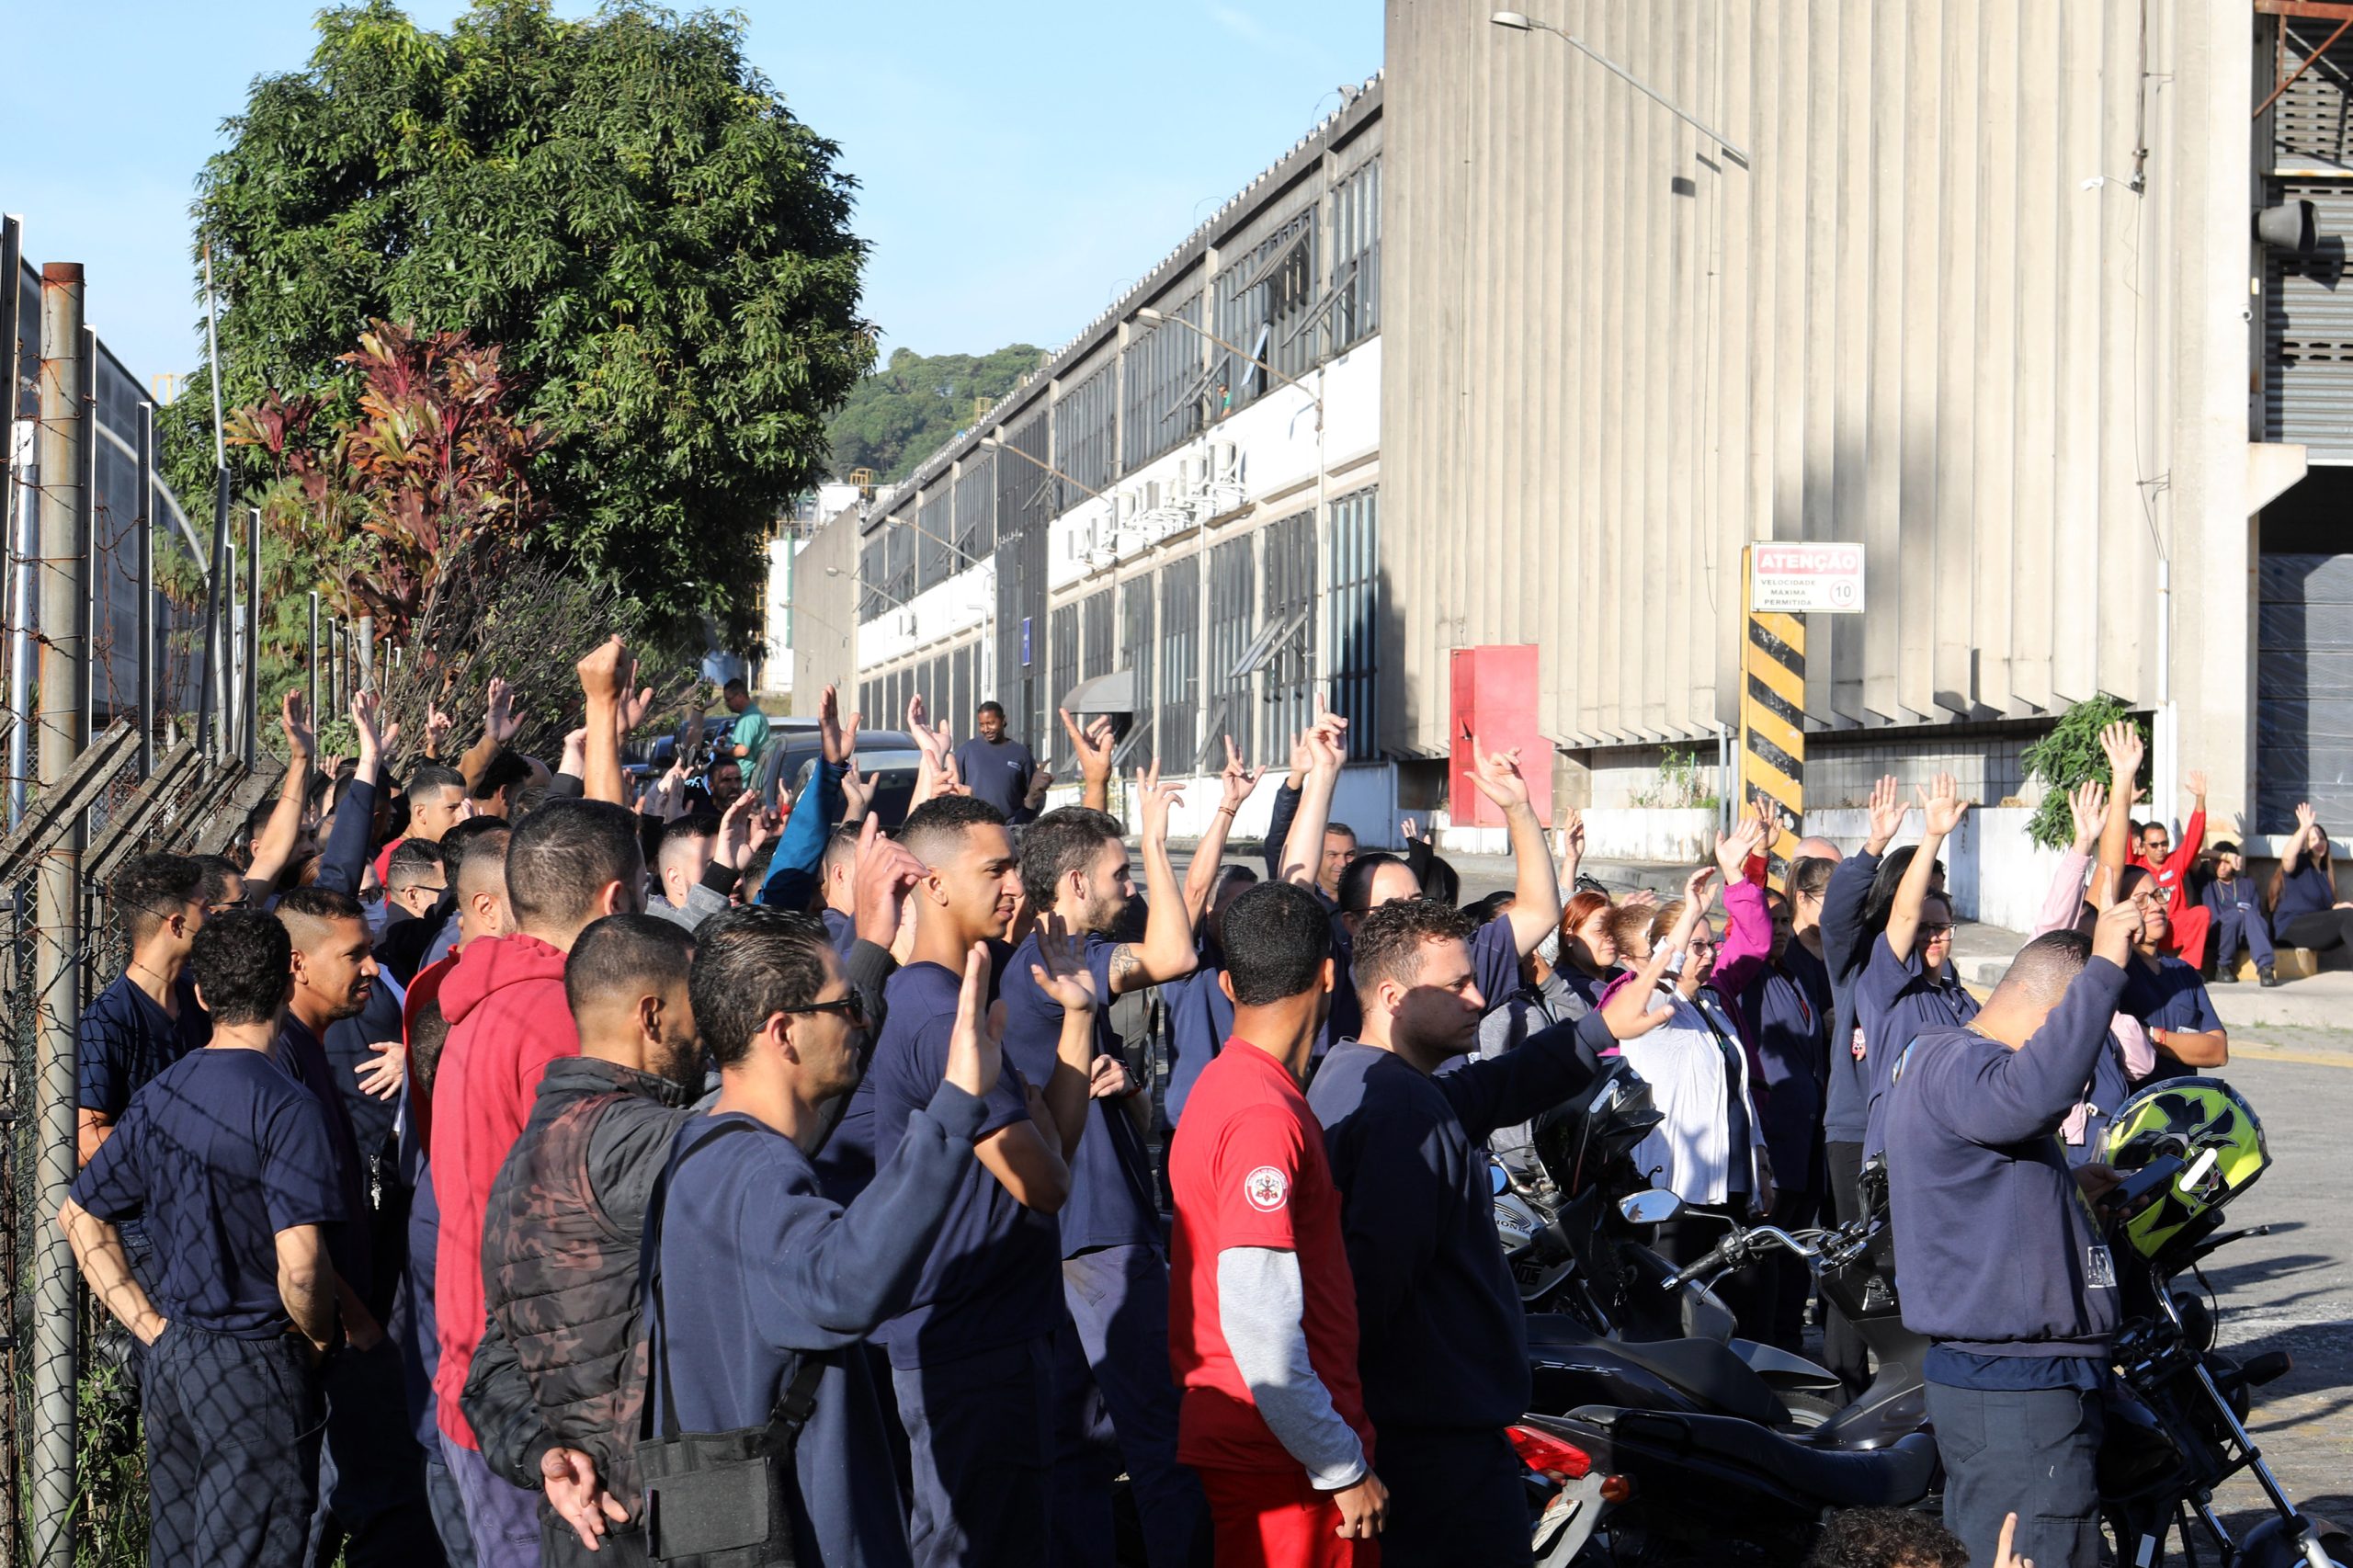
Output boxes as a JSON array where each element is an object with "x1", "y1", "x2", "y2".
[{"x1": 1739, "y1": 546, "x2": 1804, "y2": 872}]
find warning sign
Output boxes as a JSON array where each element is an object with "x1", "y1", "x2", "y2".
[{"x1": 1751, "y1": 544, "x2": 1864, "y2": 614}]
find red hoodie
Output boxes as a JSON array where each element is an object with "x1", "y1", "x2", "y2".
[{"x1": 430, "y1": 931, "x2": 578, "y2": 1449}]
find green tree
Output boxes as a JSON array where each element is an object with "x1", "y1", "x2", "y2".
[
  {"x1": 2020, "y1": 694, "x2": 2149, "y2": 850},
  {"x1": 825, "y1": 343, "x2": 1043, "y2": 482},
  {"x1": 161, "y1": 0, "x2": 873, "y2": 647}
]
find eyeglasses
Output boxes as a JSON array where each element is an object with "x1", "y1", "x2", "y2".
[
  {"x1": 779, "y1": 994, "x2": 868, "y2": 1025},
  {"x1": 1919, "y1": 923, "x2": 1956, "y2": 937}
]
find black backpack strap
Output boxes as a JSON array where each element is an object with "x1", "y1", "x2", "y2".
[
  {"x1": 769, "y1": 1352, "x2": 828, "y2": 1443},
  {"x1": 642, "y1": 1118, "x2": 766, "y2": 1443}
]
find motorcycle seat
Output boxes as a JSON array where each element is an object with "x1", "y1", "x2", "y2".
[
  {"x1": 1526, "y1": 1316, "x2": 1788, "y2": 1426},
  {"x1": 1573, "y1": 1405, "x2": 1939, "y2": 1508}
]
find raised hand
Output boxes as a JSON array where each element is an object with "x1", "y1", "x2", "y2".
[
  {"x1": 1061, "y1": 707, "x2": 1116, "y2": 787},
  {"x1": 575, "y1": 637, "x2": 632, "y2": 705},
  {"x1": 2066, "y1": 778, "x2": 2109, "y2": 855},
  {"x1": 1864, "y1": 774, "x2": 1905, "y2": 855},
  {"x1": 1918, "y1": 772, "x2": 1970, "y2": 837},
  {"x1": 2092, "y1": 886, "x2": 2143, "y2": 965},
  {"x1": 1467, "y1": 734, "x2": 1532, "y2": 812},
  {"x1": 716, "y1": 789, "x2": 758, "y2": 869},
  {"x1": 1682, "y1": 863, "x2": 1722, "y2": 912},
  {"x1": 840, "y1": 759, "x2": 876, "y2": 822},
  {"x1": 1217, "y1": 734, "x2": 1265, "y2": 812},
  {"x1": 618, "y1": 679, "x2": 656, "y2": 735},
  {"x1": 818, "y1": 684, "x2": 858, "y2": 766},
  {"x1": 1622, "y1": 888, "x2": 1659, "y2": 911},
  {"x1": 1136, "y1": 761, "x2": 1184, "y2": 846},
  {"x1": 2098, "y1": 721, "x2": 2144, "y2": 788},
  {"x1": 850, "y1": 813, "x2": 926, "y2": 948},
  {"x1": 1029, "y1": 912, "x2": 1100, "y2": 1017},
  {"x1": 1715, "y1": 813, "x2": 1767, "y2": 883},
  {"x1": 424, "y1": 703, "x2": 455, "y2": 758},
  {"x1": 350, "y1": 688, "x2": 387, "y2": 762},
  {"x1": 484, "y1": 676, "x2": 524, "y2": 745},
  {"x1": 1400, "y1": 815, "x2": 1420, "y2": 844},
  {"x1": 560, "y1": 727, "x2": 588, "y2": 778},
  {"x1": 1559, "y1": 806, "x2": 1586, "y2": 866},
  {"x1": 906, "y1": 692, "x2": 930, "y2": 742},
  {"x1": 943, "y1": 941, "x2": 1008, "y2": 1098},
  {"x1": 281, "y1": 689, "x2": 316, "y2": 761},
  {"x1": 1287, "y1": 726, "x2": 1316, "y2": 787},
  {"x1": 1088, "y1": 1053, "x2": 1133, "y2": 1099},
  {"x1": 2185, "y1": 769, "x2": 2208, "y2": 800}
]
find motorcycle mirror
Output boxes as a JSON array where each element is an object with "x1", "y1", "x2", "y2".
[{"x1": 1619, "y1": 1190, "x2": 1684, "y2": 1226}]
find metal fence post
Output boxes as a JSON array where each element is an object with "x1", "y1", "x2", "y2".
[
  {"x1": 30, "y1": 261, "x2": 87, "y2": 1568},
  {"x1": 136, "y1": 403, "x2": 153, "y2": 778},
  {"x1": 196, "y1": 468, "x2": 228, "y2": 757},
  {"x1": 243, "y1": 506, "x2": 259, "y2": 766},
  {"x1": 306, "y1": 592, "x2": 318, "y2": 727}
]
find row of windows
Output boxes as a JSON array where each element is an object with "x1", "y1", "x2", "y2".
[
  {"x1": 858, "y1": 157, "x2": 1381, "y2": 626},
  {"x1": 858, "y1": 643, "x2": 978, "y2": 744}
]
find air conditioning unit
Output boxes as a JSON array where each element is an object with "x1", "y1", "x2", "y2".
[
  {"x1": 1142, "y1": 480, "x2": 1163, "y2": 514},
  {"x1": 1211, "y1": 441, "x2": 1240, "y2": 484},
  {"x1": 1117, "y1": 488, "x2": 1139, "y2": 525},
  {"x1": 897, "y1": 611, "x2": 918, "y2": 638}
]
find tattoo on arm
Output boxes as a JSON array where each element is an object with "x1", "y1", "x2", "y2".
[{"x1": 1108, "y1": 945, "x2": 1142, "y2": 988}]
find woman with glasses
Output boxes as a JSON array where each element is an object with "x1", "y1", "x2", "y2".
[
  {"x1": 2115, "y1": 863, "x2": 2229, "y2": 1085},
  {"x1": 1598, "y1": 811, "x2": 1779, "y2": 1339},
  {"x1": 1856, "y1": 773, "x2": 1980, "y2": 1162}
]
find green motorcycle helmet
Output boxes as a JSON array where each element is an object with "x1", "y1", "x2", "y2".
[{"x1": 2101, "y1": 1076, "x2": 2271, "y2": 1263}]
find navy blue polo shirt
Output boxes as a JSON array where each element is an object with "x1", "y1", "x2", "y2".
[
  {"x1": 323, "y1": 979, "x2": 406, "y2": 1158},
  {"x1": 821, "y1": 906, "x2": 858, "y2": 957},
  {"x1": 1162, "y1": 956, "x2": 1234, "y2": 1128},
  {"x1": 71, "y1": 1047, "x2": 344, "y2": 1337},
  {"x1": 999, "y1": 931, "x2": 1159, "y2": 1255},
  {"x1": 949, "y1": 736, "x2": 1037, "y2": 818},
  {"x1": 870, "y1": 960, "x2": 1061, "y2": 1369},
  {"x1": 1858, "y1": 935, "x2": 1981, "y2": 1158},
  {"x1": 2118, "y1": 954, "x2": 2222, "y2": 1085},
  {"x1": 78, "y1": 972, "x2": 210, "y2": 1125},
  {"x1": 649, "y1": 1086, "x2": 987, "y2": 1568},
  {"x1": 277, "y1": 1016, "x2": 375, "y2": 1304},
  {"x1": 1738, "y1": 964, "x2": 1826, "y2": 1197},
  {"x1": 1817, "y1": 851, "x2": 1881, "y2": 1145},
  {"x1": 2272, "y1": 863, "x2": 2334, "y2": 925}
]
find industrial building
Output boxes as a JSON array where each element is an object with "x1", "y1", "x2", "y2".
[{"x1": 796, "y1": 1, "x2": 2353, "y2": 864}]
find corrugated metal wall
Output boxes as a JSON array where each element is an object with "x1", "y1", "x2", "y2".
[{"x1": 1381, "y1": 0, "x2": 2233, "y2": 758}]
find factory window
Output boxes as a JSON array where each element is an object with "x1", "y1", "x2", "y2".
[
  {"x1": 1202, "y1": 534, "x2": 1256, "y2": 772},
  {"x1": 1122, "y1": 290, "x2": 1205, "y2": 472},
  {"x1": 1328, "y1": 487, "x2": 1381, "y2": 761}
]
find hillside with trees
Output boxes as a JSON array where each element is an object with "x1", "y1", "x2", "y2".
[{"x1": 827, "y1": 343, "x2": 1042, "y2": 482}]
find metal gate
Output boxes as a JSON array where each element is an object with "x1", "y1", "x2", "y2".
[{"x1": 2265, "y1": 178, "x2": 2353, "y2": 457}]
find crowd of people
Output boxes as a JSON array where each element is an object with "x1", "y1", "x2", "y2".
[{"x1": 57, "y1": 638, "x2": 2281, "y2": 1568}]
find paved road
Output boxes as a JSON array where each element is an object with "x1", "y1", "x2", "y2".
[{"x1": 2198, "y1": 1050, "x2": 2353, "y2": 1543}]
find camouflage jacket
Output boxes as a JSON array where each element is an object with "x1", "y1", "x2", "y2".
[{"x1": 465, "y1": 1056, "x2": 695, "y2": 1515}]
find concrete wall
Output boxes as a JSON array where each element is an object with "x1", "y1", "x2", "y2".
[
  {"x1": 1381, "y1": 1, "x2": 2296, "y2": 829},
  {"x1": 1802, "y1": 806, "x2": 2064, "y2": 936},
  {"x1": 789, "y1": 510, "x2": 860, "y2": 717}
]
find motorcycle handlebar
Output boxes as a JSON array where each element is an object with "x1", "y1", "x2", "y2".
[{"x1": 1663, "y1": 1224, "x2": 1840, "y2": 1290}]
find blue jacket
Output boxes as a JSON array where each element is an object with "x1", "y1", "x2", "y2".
[
  {"x1": 1885, "y1": 957, "x2": 2126, "y2": 1358},
  {"x1": 760, "y1": 758, "x2": 845, "y2": 912},
  {"x1": 1818, "y1": 849, "x2": 1880, "y2": 1143}
]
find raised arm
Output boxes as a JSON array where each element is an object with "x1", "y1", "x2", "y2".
[
  {"x1": 1709, "y1": 810, "x2": 1776, "y2": 999},
  {"x1": 1600, "y1": 866, "x2": 1717, "y2": 1039},
  {"x1": 1277, "y1": 714, "x2": 1347, "y2": 887},
  {"x1": 574, "y1": 639, "x2": 633, "y2": 806},
  {"x1": 1935, "y1": 903, "x2": 2138, "y2": 1146},
  {"x1": 1109, "y1": 765, "x2": 1199, "y2": 994},
  {"x1": 1886, "y1": 772, "x2": 1968, "y2": 959},
  {"x1": 1059, "y1": 707, "x2": 1117, "y2": 814},
  {"x1": 246, "y1": 691, "x2": 317, "y2": 892},
  {"x1": 2092, "y1": 722, "x2": 2145, "y2": 911},
  {"x1": 2170, "y1": 770, "x2": 2207, "y2": 877},
  {"x1": 2036, "y1": 778, "x2": 2106, "y2": 937},
  {"x1": 1183, "y1": 736, "x2": 1264, "y2": 927},
  {"x1": 1024, "y1": 915, "x2": 1106, "y2": 1156},
  {"x1": 759, "y1": 685, "x2": 850, "y2": 908},
  {"x1": 1465, "y1": 733, "x2": 1563, "y2": 958},
  {"x1": 457, "y1": 678, "x2": 521, "y2": 795},
  {"x1": 314, "y1": 690, "x2": 395, "y2": 896}
]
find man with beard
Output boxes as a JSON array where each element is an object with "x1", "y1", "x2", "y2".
[
  {"x1": 278, "y1": 886, "x2": 443, "y2": 1563},
  {"x1": 1307, "y1": 898, "x2": 1621, "y2": 1567}
]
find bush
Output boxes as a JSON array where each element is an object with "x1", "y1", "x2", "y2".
[{"x1": 2020, "y1": 694, "x2": 2146, "y2": 850}]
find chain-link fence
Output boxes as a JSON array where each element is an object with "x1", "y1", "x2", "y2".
[{"x1": 3, "y1": 213, "x2": 278, "y2": 1567}]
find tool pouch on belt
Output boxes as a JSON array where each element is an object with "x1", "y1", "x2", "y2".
[{"x1": 638, "y1": 1120, "x2": 829, "y2": 1567}]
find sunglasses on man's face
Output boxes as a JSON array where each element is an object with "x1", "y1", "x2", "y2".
[{"x1": 779, "y1": 994, "x2": 869, "y2": 1026}]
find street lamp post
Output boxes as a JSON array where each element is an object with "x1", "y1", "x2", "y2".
[{"x1": 1489, "y1": 11, "x2": 1749, "y2": 165}]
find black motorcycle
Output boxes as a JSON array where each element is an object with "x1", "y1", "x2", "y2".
[{"x1": 2092, "y1": 1076, "x2": 2349, "y2": 1568}]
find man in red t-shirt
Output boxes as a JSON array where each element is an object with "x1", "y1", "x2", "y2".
[
  {"x1": 2133, "y1": 770, "x2": 2211, "y2": 967},
  {"x1": 1169, "y1": 881, "x2": 1385, "y2": 1567},
  {"x1": 432, "y1": 797, "x2": 643, "y2": 1565}
]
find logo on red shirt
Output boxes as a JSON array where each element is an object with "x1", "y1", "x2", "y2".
[{"x1": 1244, "y1": 1165, "x2": 1290, "y2": 1211}]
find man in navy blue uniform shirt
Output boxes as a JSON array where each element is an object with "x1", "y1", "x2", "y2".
[
  {"x1": 1885, "y1": 903, "x2": 2141, "y2": 1568},
  {"x1": 1309, "y1": 898, "x2": 1619, "y2": 1566},
  {"x1": 2200, "y1": 839, "x2": 2278, "y2": 986},
  {"x1": 63, "y1": 910, "x2": 343, "y2": 1568},
  {"x1": 868, "y1": 795, "x2": 1099, "y2": 1567},
  {"x1": 644, "y1": 911, "x2": 1003, "y2": 1568},
  {"x1": 1002, "y1": 774, "x2": 1208, "y2": 1566},
  {"x1": 949, "y1": 701, "x2": 1038, "y2": 820},
  {"x1": 79, "y1": 853, "x2": 212, "y2": 1166}
]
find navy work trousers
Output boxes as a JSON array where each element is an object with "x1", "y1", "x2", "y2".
[
  {"x1": 895, "y1": 1334, "x2": 1054, "y2": 1568},
  {"x1": 1051, "y1": 1244, "x2": 1206, "y2": 1568},
  {"x1": 446, "y1": 1437, "x2": 542, "y2": 1568},
  {"x1": 1377, "y1": 1425, "x2": 1531, "y2": 1568},
  {"x1": 2211, "y1": 906, "x2": 2276, "y2": 973},
  {"x1": 143, "y1": 1323, "x2": 323, "y2": 1568},
  {"x1": 1927, "y1": 1379, "x2": 2105, "y2": 1568}
]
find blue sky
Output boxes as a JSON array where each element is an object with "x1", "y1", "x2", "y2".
[{"x1": 5, "y1": 1, "x2": 1384, "y2": 388}]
